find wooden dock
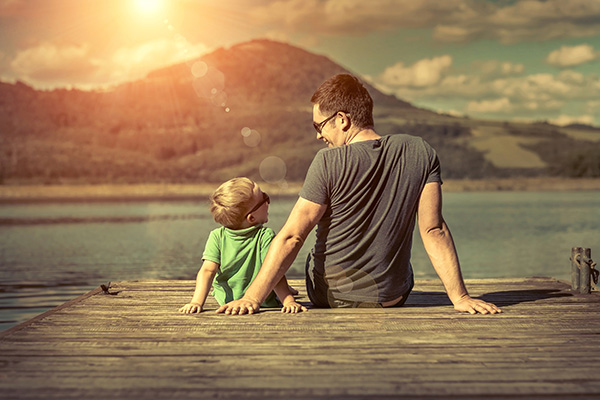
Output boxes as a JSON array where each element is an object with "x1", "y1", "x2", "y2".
[{"x1": 1, "y1": 278, "x2": 599, "y2": 399}]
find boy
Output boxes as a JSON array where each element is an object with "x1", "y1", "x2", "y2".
[{"x1": 179, "y1": 177, "x2": 306, "y2": 314}]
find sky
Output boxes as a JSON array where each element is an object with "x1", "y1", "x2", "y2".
[{"x1": 1, "y1": 0, "x2": 599, "y2": 127}]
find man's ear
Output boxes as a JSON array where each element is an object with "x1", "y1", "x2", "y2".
[{"x1": 340, "y1": 112, "x2": 351, "y2": 131}]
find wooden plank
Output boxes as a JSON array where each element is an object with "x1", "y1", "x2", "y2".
[
  {"x1": 1, "y1": 278, "x2": 599, "y2": 399},
  {"x1": 0, "y1": 286, "x2": 103, "y2": 339}
]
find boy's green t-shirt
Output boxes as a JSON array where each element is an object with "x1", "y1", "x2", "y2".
[{"x1": 202, "y1": 224, "x2": 280, "y2": 308}]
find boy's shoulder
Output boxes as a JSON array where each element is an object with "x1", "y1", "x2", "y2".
[
  {"x1": 209, "y1": 226, "x2": 226, "y2": 238},
  {"x1": 251, "y1": 225, "x2": 276, "y2": 241},
  {"x1": 247, "y1": 225, "x2": 276, "y2": 244},
  {"x1": 261, "y1": 226, "x2": 276, "y2": 241},
  {"x1": 218, "y1": 224, "x2": 275, "y2": 239},
  {"x1": 259, "y1": 225, "x2": 276, "y2": 235}
]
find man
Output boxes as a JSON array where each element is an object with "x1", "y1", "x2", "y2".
[{"x1": 217, "y1": 74, "x2": 501, "y2": 315}]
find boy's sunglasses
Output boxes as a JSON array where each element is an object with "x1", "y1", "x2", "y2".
[{"x1": 246, "y1": 192, "x2": 270, "y2": 217}]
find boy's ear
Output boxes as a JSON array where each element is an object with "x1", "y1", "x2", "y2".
[{"x1": 246, "y1": 213, "x2": 256, "y2": 224}]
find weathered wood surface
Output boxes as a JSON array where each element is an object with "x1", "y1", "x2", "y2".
[{"x1": 1, "y1": 277, "x2": 599, "y2": 399}]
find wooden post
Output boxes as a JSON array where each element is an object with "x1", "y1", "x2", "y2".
[
  {"x1": 581, "y1": 248, "x2": 592, "y2": 294},
  {"x1": 571, "y1": 247, "x2": 581, "y2": 292},
  {"x1": 572, "y1": 247, "x2": 595, "y2": 294}
]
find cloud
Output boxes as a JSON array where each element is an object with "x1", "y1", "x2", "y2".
[
  {"x1": 434, "y1": 0, "x2": 600, "y2": 44},
  {"x1": 587, "y1": 100, "x2": 600, "y2": 113},
  {"x1": 549, "y1": 114, "x2": 596, "y2": 126},
  {"x1": 11, "y1": 43, "x2": 100, "y2": 83},
  {"x1": 546, "y1": 44, "x2": 599, "y2": 68},
  {"x1": 249, "y1": 0, "x2": 600, "y2": 44},
  {"x1": 250, "y1": 0, "x2": 464, "y2": 35},
  {"x1": 380, "y1": 65, "x2": 599, "y2": 103},
  {"x1": 472, "y1": 60, "x2": 525, "y2": 79},
  {"x1": 250, "y1": 0, "x2": 498, "y2": 38},
  {"x1": 373, "y1": 53, "x2": 600, "y2": 125},
  {"x1": 110, "y1": 38, "x2": 209, "y2": 82},
  {"x1": 466, "y1": 97, "x2": 512, "y2": 113},
  {"x1": 9, "y1": 38, "x2": 209, "y2": 89},
  {"x1": 380, "y1": 55, "x2": 452, "y2": 88},
  {"x1": 465, "y1": 96, "x2": 563, "y2": 115}
]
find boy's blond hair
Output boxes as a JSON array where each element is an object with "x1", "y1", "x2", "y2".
[{"x1": 210, "y1": 177, "x2": 256, "y2": 229}]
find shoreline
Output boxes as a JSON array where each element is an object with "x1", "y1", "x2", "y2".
[{"x1": 0, "y1": 177, "x2": 599, "y2": 203}]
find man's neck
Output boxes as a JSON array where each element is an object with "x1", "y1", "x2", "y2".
[{"x1": 345, "y1": 128, "x2": 381, "y2": 145}]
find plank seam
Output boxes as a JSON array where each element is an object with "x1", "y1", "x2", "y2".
[{"x1": 0, "y1": 286, "x2": 103, "y2": 340}]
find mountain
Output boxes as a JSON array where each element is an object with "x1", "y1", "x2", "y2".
[
  {"x1": 0, "y1": 39, "x2": 599, "y2": 185},
  {"x1": 147, "y1": 39, "x2": 415, "y2": 110}
]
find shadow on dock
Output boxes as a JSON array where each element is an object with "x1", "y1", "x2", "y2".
[
  {"x1": 406, "y1": 289, "x2": 572, "y2": 307},
  {"x1": 479, "y1": 289, "x2": 572, "y2": 306}
]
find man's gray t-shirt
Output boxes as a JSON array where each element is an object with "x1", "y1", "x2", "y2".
[{"x1": 299, "y1": 134, "x2": 442, "y2": 306}]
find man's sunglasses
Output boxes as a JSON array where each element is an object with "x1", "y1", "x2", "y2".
[
  {"x1": 313, "y1": 112, "x2": 338, "y2": 134},
  {"x1": 246, "y1": 192, "x2": 270, "y2": 217}
]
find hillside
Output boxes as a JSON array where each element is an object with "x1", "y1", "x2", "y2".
[{"x1": 0, "y1": 39, "x2": 599, "y2": 186}]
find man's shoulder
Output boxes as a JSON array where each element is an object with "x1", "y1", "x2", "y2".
[
  {"x1": 382, "y1": 134, "x2": 433, "y2": 152},
  {"x1": 315, "y1": 146, "x2": 342, "y2": 158},
  {"x1": 308, "y1": 146, "x2": 343, "y2": 169},
  {"x1": 382, "y1": 133, "x2": 426, "y2": 145}
]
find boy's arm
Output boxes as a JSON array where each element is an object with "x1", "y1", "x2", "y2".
[
  {"x1": 179, "y1": 260, "x2": 219, "y2": 314},
  {"x1": 273, "y1": 276, "x2": 307, "y2": 314},
  {"x1": 217, "y1": 197, "x2": 326, "y2": 315}
]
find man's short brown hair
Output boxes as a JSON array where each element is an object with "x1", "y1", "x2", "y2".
[{"x1": 311, "y1": 74, "x2": 374, "y2": 130}]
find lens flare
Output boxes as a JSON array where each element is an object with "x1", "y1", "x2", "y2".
[
  {"x1": 242, "y1": 129, "x2": 261, "y2": 148},
  {"x1": 241, "y1": 127, "x2": 252, "y2": 137},
  {"x1": 259, "y1": 156, "x2": 286, "y2": 184},
  {"x1": 191, "y1": 61, "x2": 208, "y2": 78},
  {"x1": 192, "y1": 66, "x2": 228, "y2": 109}
]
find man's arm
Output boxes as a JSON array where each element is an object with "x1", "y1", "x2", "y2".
[
  {"x1": 217, "y1": 197, "x2": 327, "y2": 315},
  {"x1": 418, "y1": 182, "x2": 501, "y2": 314}
]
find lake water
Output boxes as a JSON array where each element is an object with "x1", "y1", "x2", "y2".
[{"x1": 1, "y1": 191, "x2": 598, "y2": 330}]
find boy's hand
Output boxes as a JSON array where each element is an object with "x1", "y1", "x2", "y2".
[
  {"x1": 179, "y1": 303, "x2": 203, "y2": 314},
  {"x1": 281, "y1": 300, "x2": 308, "y2": 314}
]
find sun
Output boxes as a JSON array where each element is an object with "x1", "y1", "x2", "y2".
[{"x1": 134, "y1": 0, "x2": 163, "y2": 15}]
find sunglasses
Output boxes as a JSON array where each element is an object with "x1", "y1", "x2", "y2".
[
  {"x1": 246, "y1": 192, "x2": 270, "y2": 217},
  {"x1": 313, "y1": 112, "x2": 338, "y2": 134}
]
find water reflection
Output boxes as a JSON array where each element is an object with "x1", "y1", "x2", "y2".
[
  {"x1": 0, "y1": 198, "x2": 305, "y2": 330},
  {"x1": 1, "y1": 191, "x2": 599, "y2": 330}
]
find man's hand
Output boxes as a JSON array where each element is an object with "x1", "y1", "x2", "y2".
[
  {"x1": 281, "y1": 300, "x2": 308, "y2": 314},
  {"x1": 216, "y1": 298, "x2": 261, "y2": 315},
  {"x1": 453, "y1": 296, "x2": 502, "y2": 314}
]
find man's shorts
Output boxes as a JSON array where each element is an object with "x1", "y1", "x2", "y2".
[{"x1": 310, "y1": 276, "x2": 414, "y2": 309}]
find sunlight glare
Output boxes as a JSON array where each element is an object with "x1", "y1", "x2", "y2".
[{"x1": 135, "y1": 0, "x2": 163, "y2": 15}]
